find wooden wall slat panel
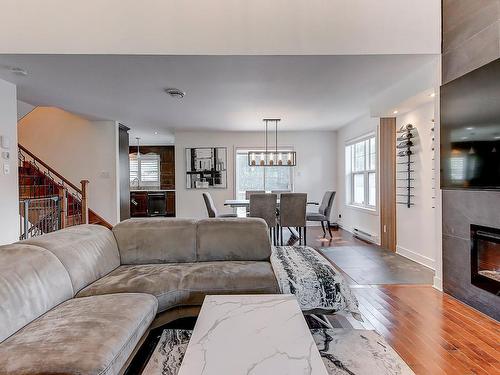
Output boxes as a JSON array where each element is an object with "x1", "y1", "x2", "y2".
[
  {"x1": 379, "y1": 118, "x2": 396, "y2": 251},
  {"x1": 119, "y1": 125, "x2": 131, "y2": 221}
]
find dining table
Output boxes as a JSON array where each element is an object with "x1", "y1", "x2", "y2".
[{"x1": 224, "y1": 198, "x2": 319, "y2": 208}]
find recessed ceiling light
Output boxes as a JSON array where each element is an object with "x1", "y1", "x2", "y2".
[
  {"x1": 164, "y1": 88, "x2": 185, "y2": 99},
  {"x1": 494, "y1": 136, "x2": 500, "y2": 140},
  {"x1": 466, "y1": 127, "x2": 474, "y2": 130},
  {"x1": 429, "y1": 93, "x2": 436, "y2": 97},
  {"x1": 393, "y1": 110, "x2": 398, "y2": 114},
  {"x1": 461, "y1": 136, "x2": 468, "y2": 140},
  {"x1": 154, "y1": 131, "x2": 158, "y2": 135},
  {"x1": 9, "y1": 66, "x2": 28, "y2": 76}
]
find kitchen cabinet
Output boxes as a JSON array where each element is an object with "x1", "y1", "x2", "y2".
[
  {"x1": 130, "y1": 191, "x2": 148, "y2": 217},
  {"x1": 130, "y1": 190, "x2": 175, "y2": 217}
]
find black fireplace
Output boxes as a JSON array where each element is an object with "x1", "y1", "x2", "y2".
[{"x1": 470, "y1": 224, "x2": 500, "y2": 296}]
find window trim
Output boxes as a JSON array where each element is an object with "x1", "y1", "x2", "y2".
[
  {"x1": 234, "y1": 147, "x2": 295, "y2": 199},
  {"x1": 345, "y1": 133, "x2": 378, "y2": 212}
]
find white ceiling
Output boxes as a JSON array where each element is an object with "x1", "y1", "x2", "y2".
[
  {"x1": 0, "y1": 1, "x2": 440, "y2": 55},
  {"x1": 0, "y1": 54, "x2": 436, "y2": 143}
]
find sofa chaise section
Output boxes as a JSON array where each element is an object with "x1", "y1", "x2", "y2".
[
  {"x1": 0, "y1": 226, "x2": 158, "y2": 375},
  {"x1": 0, "y1": 293, "x2": 157, "y2": 375}
]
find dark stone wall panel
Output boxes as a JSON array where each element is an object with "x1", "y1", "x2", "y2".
[
  {"x1": 442, "y1": 0, "x2": 500, "y2": 84},
  {"x1": 442, "y1": 190, "x2": 500, "y2": 320}
]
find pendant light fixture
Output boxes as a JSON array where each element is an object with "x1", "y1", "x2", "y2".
[
  {"x1": 135, "y1": 137, "x2": 141, "y2": 159},
  {"x1": 248, "y1": 118, "x2": 296, "y2": 167}
]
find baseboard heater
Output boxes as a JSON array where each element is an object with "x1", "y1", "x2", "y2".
[{"x1": 353, "y1": 227, "x2": 377, "y2": 244}]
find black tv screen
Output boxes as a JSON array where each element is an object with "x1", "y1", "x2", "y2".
[{"x1": 441, "y1": 58, "x2": 500, "y2": 190}]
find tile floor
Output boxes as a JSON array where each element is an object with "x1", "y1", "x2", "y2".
[{"x1": 306, "y1": 227, "x2": 435, "y2": 285}]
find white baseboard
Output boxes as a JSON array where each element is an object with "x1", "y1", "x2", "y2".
[
  {"x1": 433, "y1": 276, "x2": 443, "y2": 291},
  {"x1": 396, "y1": 245, "x2": 435, "y2": 270}
]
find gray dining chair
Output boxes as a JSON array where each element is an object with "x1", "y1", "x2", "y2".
[
  {"x1": 279, "y1": 193, "x2": 307, "y2": 246},
  {"x1": 306, "y1": 191, "x2": 336, "y2": 237},
  {"x1": 245, "y1": 190, "x2": 265, "y2": 199},
  {"x1": 249, "y1": 193, "x2": 278, "y2": 245},
  {"x1": 202, "y1": 192, "x2": 237, "y2": 218}
]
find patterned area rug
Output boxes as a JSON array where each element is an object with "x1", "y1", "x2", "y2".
[
  {"x1": 142, "y1": 328, "x2": 414, "y2": 375},
  {"x1": 141, "y1": 330, "x2": 191, "y2": 375},
  {"x1": 271, "y1": 246, "x2": 361, "y2": 320}
]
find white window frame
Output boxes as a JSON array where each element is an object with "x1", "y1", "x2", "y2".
[
  {"x1": 345, "y1": 133, "x2": 377, "y2": 211},
  {"x1": 234, "y1": 147, "x2": 294, "y2": 199},
  {"x1": 130, "y1": 153, "x2": 161, "y2": 188}
]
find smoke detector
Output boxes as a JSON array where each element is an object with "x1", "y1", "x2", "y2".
[{"x1": 164, "y1": 88, "x2": 185, "y2": 99}]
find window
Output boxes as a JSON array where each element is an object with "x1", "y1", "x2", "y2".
[
  {"x1": 130, "y1": 153, "x2": 161, "y2": 188},
  {"x1": 450, "y1": 156, "x2": 465, "y2": 182},
  {"x1": 235, "y1": 149, "x2": 293, "y2": 199},
  {"x1": 345, "y1": 134, "x2": 377, "y2": 210}
]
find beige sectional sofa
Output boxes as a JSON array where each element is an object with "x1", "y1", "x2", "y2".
[{"x1": 0, "y1": 218, "x2": 279, "y2": 375}]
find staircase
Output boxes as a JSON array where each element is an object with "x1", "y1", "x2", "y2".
[{"x1": 18, "y1": 144, "x2": 112, "y2": 240}]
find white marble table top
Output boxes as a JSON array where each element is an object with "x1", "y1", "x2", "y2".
[{"x1": 178, "y1": 294, "x2": 328, "y2": 375}]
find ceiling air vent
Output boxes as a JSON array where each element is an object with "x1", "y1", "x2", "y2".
[{"x1": 164, "y1": 88, "x2": 186, "y2": 99}]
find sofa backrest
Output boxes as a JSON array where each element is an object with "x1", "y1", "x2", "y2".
[
  {"x1": 113, "y1": 218, "x2": 198, "y2": 264},
  {"x1": 22, "y1": 225, "x2": 120, "y2": 293},
  {"x1": 196, "y1": 218, "x2": 271, "y2": 261},
  {"x1": 112, "y1": 218, "x2": 272, "y2": 263},
  {"x1": 0, "y1": 243, "x2": 73, "y2": 343}
]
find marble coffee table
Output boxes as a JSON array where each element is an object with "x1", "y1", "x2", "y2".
[{"x1": 177, "y1": 294, "x2": 328, "y2": 375}]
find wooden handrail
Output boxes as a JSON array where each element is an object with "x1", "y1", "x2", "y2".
[
  {"x1": 18, "y1": 143, "x2": 82, "y2": 193},
  {"x1": 89, "y1": 209, "x2": 113, "y2": 229},
  {"x1": 81, "y1": 179, "x2": 89, "y2": 224}
]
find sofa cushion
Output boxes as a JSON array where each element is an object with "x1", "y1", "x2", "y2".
[
  {"x1": 113, "y1": 218, "x2": 197, "y2": 264},
  {"x1": 196, "y1": 218, "x2": 272, "y2": 261},
  {"x1": 22, "y1": 224, "x2": 120, "y2": 293},
  {"x1": 76, "y1": 262, "x2": 279, "y2": 312},
  {"x1": 0, "y1": 243, "x2": 73, "y2": 343},
  {"x1": 0, "y1": 293, "x2": 157, "y2": 375}
]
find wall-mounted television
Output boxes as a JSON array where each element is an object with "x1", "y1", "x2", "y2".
[{"x1": 441, "y1": 58, "x2": 500, "y2": 190}]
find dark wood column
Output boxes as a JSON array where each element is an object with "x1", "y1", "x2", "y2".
[
  {"x1": 379, "y1": 117, "x2": 396, "y2": 251},
  {"x1": 118, "y1": 124, "x2": 131, "y2": 221}
]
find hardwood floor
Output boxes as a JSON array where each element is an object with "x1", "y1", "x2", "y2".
[
  {"x1": 307, "y1": 226, "x2": 500, "y2": 375},
  {"x1": 352, "y1": 285, "x2": 500, "y2": 375}
]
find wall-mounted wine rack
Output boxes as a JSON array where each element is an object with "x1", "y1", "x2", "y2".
[{"x1": 396, "y1": 123, "x2": 416, "y2": 208}]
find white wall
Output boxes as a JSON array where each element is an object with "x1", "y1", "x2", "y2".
[
  {"x1": 175, "y1": 131, "x2": 336, "y2": 219},
  {"x1": 0, "y1": 78, "x2": 19, "y2": 244},
  {"x1": 0, "y1": 1, "x2": 440, "y2": 55},
  {"x1": 395, "y1": 102, "x2": 437, "y2": 270},
  {"x1": 335, "y1": 114, "x2": 380, "y2": 243},
  {"x1": 18, "y1": 107, "x2": 120, "y2": 224}
]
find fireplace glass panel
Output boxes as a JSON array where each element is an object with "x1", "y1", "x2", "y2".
[
  {"x1": 478, "y1": 239, "x2": 500, "y2": 282},
  {"x1": 471, "y1": 224, "x2": 500, "y2": 295}
]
